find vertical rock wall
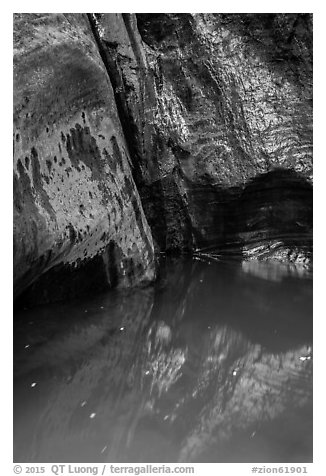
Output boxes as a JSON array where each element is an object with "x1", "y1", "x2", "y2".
[
  {"x1": 13, "y1": 13, "x2": 313, "y2": 303},
  {"x1": 13, "y1": 13, "x2": 155, "y2": 302},
  {"x1": 92, "y1": 13, "x2": 312, "y2": 256}
]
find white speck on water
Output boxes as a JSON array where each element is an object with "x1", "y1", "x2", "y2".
[
  {"x1": 31, "y1": 382, "x2": 37, "y2": 388},
  {"x1": 300, "y1": 355, "x2": 312, "y2": 361},
  {"x1": 119, "y1": 326, "x2": 125, "y2": 332},
  {"x1": 89, "y1": 413, "x2": 96, "y2": 419},
  {"x1": 251, "y1": 431, "x2": 256, "y2": 438},
  {"x1": 101, "y1": 446, "x2": 107, "y2": 454},
  {"x1": 100, "y1": 306, "x2": 104, "y2": 309},
  {"x1": 81, "y1": 401, "x2": 87, "y2": 407},
  {"x1": 199, "y1": 279, "x2": 203, "y2": 283},
  {"x1": 208, "y1": 326, "x2": 211, "y2": 330},
  {"x1": 232, "y1": 370, "x2": 238, "y2": 376},
  {"x1": 145, "y1": 370, "x2": 150, "y2": 375},
  {"x1": 84, "y1": 310, "x2": 88, "y2": 313},
  {"x1": 163, "y1": 415, "x2": 169, "y2": 421},
  {"x1": 25, "y1": 344, "x2": 30, "y2": 349}
]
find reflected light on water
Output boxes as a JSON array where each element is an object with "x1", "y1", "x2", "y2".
[
  {"x1": 14, "y1": 257, "x2": 312, "y2": 463},
  {"x1": 241, "y1": 259, "x2": 311, "y2": 281}
]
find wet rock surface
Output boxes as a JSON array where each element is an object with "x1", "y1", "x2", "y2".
[
  {"x1": 92, "y1": 13, "x2": 312, "y2": 254},
  {"x1": 13, "y1": 14, "x2": 155, "y2": 302},
  {"x1": 13, "y1": 14, "x2": 313, "y2": 463},
  {"x1": 13, "y1": 13, "x2": 312, "y2": 303}
]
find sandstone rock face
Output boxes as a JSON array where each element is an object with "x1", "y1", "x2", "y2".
[
  {"x1": 13, "y1": 13, "x2": 155, "y2": 302},
  {"x1": 13, "y1": 13, "x2": 312, "y2": 302},
  {"x1": 92, "y1": 13, "x2": 312, "y2": 257}
]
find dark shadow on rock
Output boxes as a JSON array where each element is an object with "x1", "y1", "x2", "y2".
[{"x1": 185, "y1": 168, "x2": 312, "y2": 259}]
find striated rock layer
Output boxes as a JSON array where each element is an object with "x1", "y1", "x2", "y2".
[
  {"x1": 13, "y1": 13, "x2": 155, "y2": 302},
  {"x1": 13, "y1": 13, "x2": 312, "y2": 303},
  {"x1": 92, "y1": 13, "x2": 312, "y2": 257}
]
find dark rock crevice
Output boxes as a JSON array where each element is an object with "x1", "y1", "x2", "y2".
[{"x1": 87, "y1": 14, "x2": 142, "y2": 174}]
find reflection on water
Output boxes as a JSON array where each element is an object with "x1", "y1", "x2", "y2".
[
  {"x1": 14, "y1": 258, "x2": 312, "y2": 463},
  {"x1": 241, "y1": 259, "x2": 311, "y2": 281}
]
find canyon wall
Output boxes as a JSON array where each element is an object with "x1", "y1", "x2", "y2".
[
  {"x1": 13, "y1": 13, "x2": 313, "y2": 302},
  {"x1": 92, "y1": 13, "x2": 312, "y2": 257},
  {"x1": 13, "y1": 14, "x2": 155, "y2": 302}
]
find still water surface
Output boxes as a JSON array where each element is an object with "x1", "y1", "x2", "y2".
[{"x1": 14, "y1": 257, "x2": 313, "y2": 463}]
